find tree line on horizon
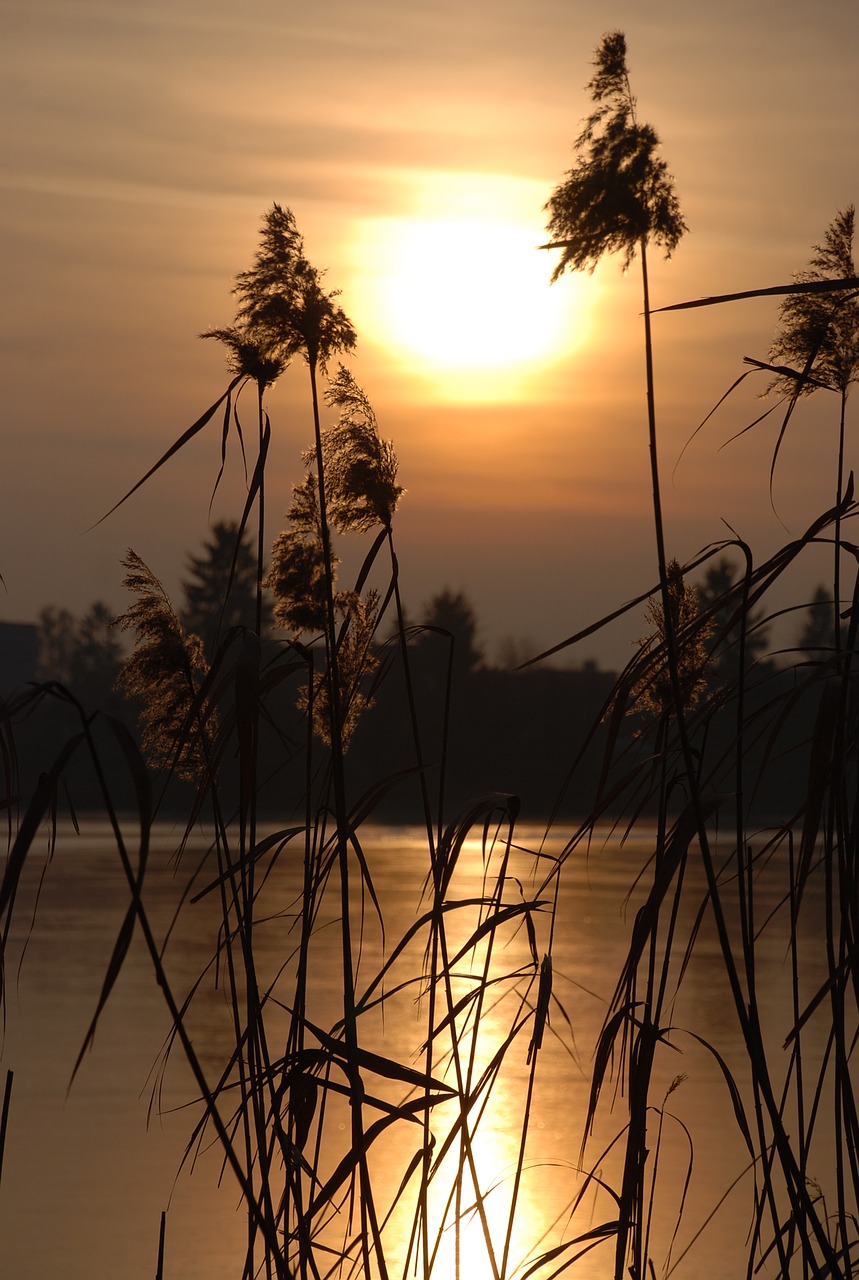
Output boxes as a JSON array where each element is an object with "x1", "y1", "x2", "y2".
[
  {"x1": 18, "y1": 519, "x2": 843, "y2": 822},
  {"x1": 32, "y1": 518, "x2": 843, "y2": 687}
]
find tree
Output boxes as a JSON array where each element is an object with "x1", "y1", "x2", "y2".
[
  {"x1": 72, "y1": 601, "x2": 124, "y2": 706},
  {"x1": 696, "y1": 557, "x2": 770, "y2": 679},
  {"x1": 36, "y1": 606, "x2": 77, "y2": 685},
  {"x1": 796, "y1": 584, "x2": 845, "y2": 658},
  {"x1": 36, "y1": 601, "x2": 124, "y2": 709},
  {"x1": 181, "y1": 521, "x2": 269, "y2": 657},
  {"x1": 418, "y1": 589, "x2": 483, "y2": 677}
]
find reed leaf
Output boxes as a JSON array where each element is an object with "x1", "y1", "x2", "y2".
[
  {"x1": 654, "y1": 277, "x2": 859, "y2": 314},
  {"x1": 91, "y1": 375, "x2": 244, "y2": 528}
]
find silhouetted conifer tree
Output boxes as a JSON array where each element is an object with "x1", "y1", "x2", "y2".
[
  {"x1": 797, "y1": 584, "x2": 845, "y2": 657},
  {"x1": 181, "y1": 520, "x2": 268, "y2": 657},
  {"x1": 696, "y1": 557, "x2": 770, "y2": 680},
  {"x1": 419, "y1": 589, "x2": 483, "y2": 677}
]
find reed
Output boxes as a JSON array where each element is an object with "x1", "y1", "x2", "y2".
[{"x1": 1, "y1": 33, "x2": 859, "y2": 1280}]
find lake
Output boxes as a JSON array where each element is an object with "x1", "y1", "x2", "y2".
[{"x1": 0, "y1": 818, "x2": 837, "y2": 1279}]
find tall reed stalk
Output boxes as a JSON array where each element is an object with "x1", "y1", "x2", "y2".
[
  {"x1": 0, "y1": 205, "x2": 548, "y2": 1280},
  {"x1": 3, "y1": 42, "x2": 859, "y2": 1280}
]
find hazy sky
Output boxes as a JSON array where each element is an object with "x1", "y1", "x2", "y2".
[{"x1": 3, "y1": 0, "x2": 859, "y2": 667}]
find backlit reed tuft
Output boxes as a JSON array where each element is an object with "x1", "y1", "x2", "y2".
[
  {"x1": 114, "y1": 550, "x2": 213, "y2": 779},
  {"x1": 232, "y1": 203, "x2": 357, "y2": 372},
  {"x1": 542, "y1": 30, "x2": 686, "y2": 281},
  {"x1": 633, "y1": 558, "x2": 712, "y2": 717},
  {"x1": 321, "y1": 364, "x2": 403, "y2": 532},
  {"x1": 767, "y1": 204, "x2": 859, "y2": 401},
  {"x1": 199, "y1": 323, "x2": 287, "y2": 389},
  {"x1": 267, "y1": 461, "x2": 382, "y2": 746},
  {"x1": 297, "y1": 588, "x2": 380, "y2": 748},
  {"x1": 266, "y1": 474, "x2": 332, "y2": 635}
]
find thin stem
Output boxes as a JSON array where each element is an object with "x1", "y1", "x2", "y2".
[
  {"x1": 834, "y1": 386, "x2": 847, "y2": 656},
  {"x1": 307, "y1": 357, "x2": 379, "y2": 1280}
]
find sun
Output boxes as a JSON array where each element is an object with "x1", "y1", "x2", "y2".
[{"x1": 347, "y1": 175, "x2": 593, "y2": 402}]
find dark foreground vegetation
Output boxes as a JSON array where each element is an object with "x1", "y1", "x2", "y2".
[{"x1": 2, "y1": 30, "x2": 859, "y2": 1280}]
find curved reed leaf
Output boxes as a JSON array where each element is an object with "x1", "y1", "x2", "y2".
[
  {"x1": 680, "y1": 1030, "x2": 754, "y2": 1158},
  {"x1": 90, "y1": 375, "x2": 244, "y2": 528},
  {"x1": 520, "y1": 1221, "x2": 620, "y2": 1280},
  {"x1": 0, "y1": 715, "x2": 85, "y2": 920},
  {"x1": 654, "y1": 277, "x2": 859, "y2": 314}
]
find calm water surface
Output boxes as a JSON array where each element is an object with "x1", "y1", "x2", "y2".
[{"x1": 0, "y1": 820, "x2": 832, "y2": 1279}]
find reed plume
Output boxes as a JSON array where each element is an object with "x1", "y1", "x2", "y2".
[
  {"x1": 321, "y1": 364, "x2": 403, "y2": 533},
  {"x1": 542, "y1": 30, "x2": 686, "y2": 280},
  {"x1": 114, "y1": 550, "x2": 213, "y2": 779},
  {"x1": 633, "y1": 559, "x2": 713, "y2": 718}
]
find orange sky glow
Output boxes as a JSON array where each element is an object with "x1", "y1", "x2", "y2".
[{"x1": 3, "y1": 0, "x2": 859, "y2": 667}]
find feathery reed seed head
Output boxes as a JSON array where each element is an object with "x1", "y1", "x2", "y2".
[
  {"x1": 200, "y1": 324, "x2": 287, "y2": 389},
  {"x1": 115, "y1": 551, "x2": 214, "y2": 779},
  {"x1": 266, "y1": 529, "x2": 330, "y2": 636},
  {"x1": 768, "y1": 205, "x2": 859, "y2": 400},
  {"x1": 633, "y1": 559, "x2": 712, "y2": 718},
  {"x1": 543, "y1": 31, "x2": 686, "y2": 281},
  {"x1": 321, "y1": 365, "x2": 403, "y2": 532},
  {"x1": 232, "y1": 204, "x2": 356, "y2": 372},
  {"x1": 297, "y1": 590, "x2": 380, "y2": 749}
]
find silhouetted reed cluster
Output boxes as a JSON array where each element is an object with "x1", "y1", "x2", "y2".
[{"x1": 3, "y1": 29, "x2": 859, "y2": 1280}]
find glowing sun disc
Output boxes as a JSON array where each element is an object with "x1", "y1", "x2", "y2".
[
  {"x1": 349, "y1": 197, "x2": 589, "y2": 400},
  {"x1": 381, "y1": 219, "x2": 566, "y2": 367}
]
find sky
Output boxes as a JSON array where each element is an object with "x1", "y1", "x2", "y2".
[{"x1": 3, "y1": 0, "x2": 859, "y2": 669}]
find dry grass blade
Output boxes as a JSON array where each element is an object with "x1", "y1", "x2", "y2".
[
  {"x1": 584, "y1": 1005, "x2": 632, "y2": 1151},
  {"x1": 674, "y1": 367, "x2": 762, "y2": 475},
  {"x1": 654, "y1": 277, "x2": 859, "y2": 313},
  {"x1": 70, "y1": 896, "x2": 139, "y2": 1083},
  {"x1": 155, "y1": 1210, "x2": 166, "y2": 1280},
  {"x1": 0, "y1": 1069, "x2": 12, "y2": 1190},
  {"x1": 232, "y1": 415, "x2": 271, "y2": 551},
  {"x1": 606, "y1": 798, "x2": 717, "y2": 1021},
  {"x1": 765, "y1": 338, "x2": 830, "y2": 498},
  {"x1": 345, "y1": 763, "x2": 429, "y2": 831},
  {"x1": 446, "y1": 899, "x2": 548, "y2": 970},
  {"x1": 189, "y1": 826, "x2": 305, "y2": 904},
  {"x1": 304, "y1": 1106, "x2": 440, "y2": 1223},
  {"x1": 520, "y1": 1221, "x2": 620, "y2": 1280},
  {"x1": 681, "y1": 1030, "x2": 754, "y2": 1157},
  {"x1": 70, "y1": 714, "x2": 153, "y2": 1085},
  {"x1": 782, "y1": 947, "x2": 857, "y2": 1049},
  {"x1": 90, "y1": 375, "x2": 244, "y2": 528},
  {"x1": 796, "y1": 682, "x2": 839, "y2": 906},
  {"x1": 516, "y1": 586, "x2": 657, "y2": 669},
  {"x1": 302, "y1": 1018, "x2": 455, "y2": 1097},
  {"x1": 742, "y1": 354, "x2": 833, "y2": 392},
  {"x1": 0, "y1": 721, "x2": 86, "y2": 919}
]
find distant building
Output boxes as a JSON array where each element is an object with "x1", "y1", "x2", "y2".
[{"x1": 0, "y1": 621, "x2": 37, "y2": 695}]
